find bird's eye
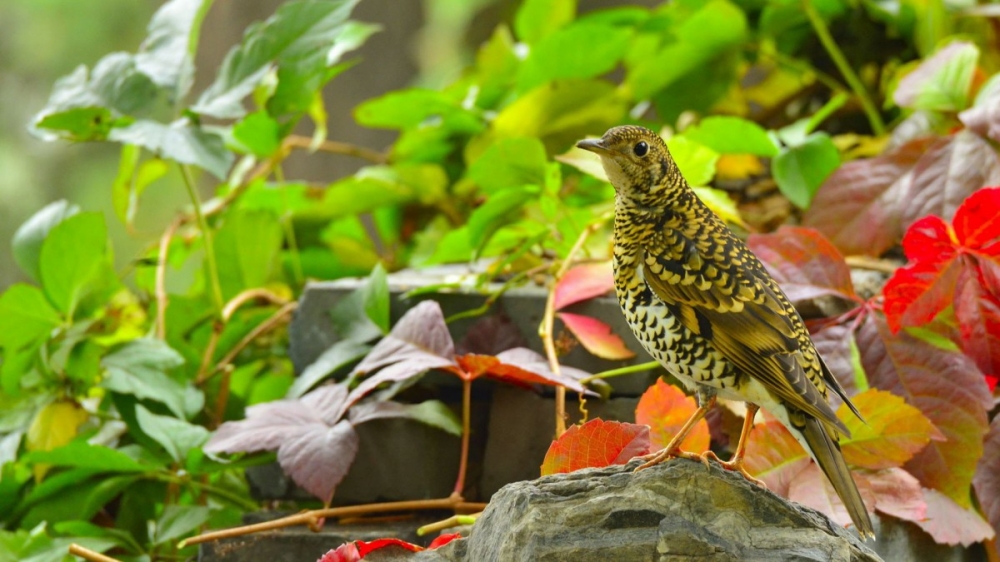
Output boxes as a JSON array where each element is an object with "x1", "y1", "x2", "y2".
[{"x1": 633, "y1": 141, "x2": 649, "y2": 157}]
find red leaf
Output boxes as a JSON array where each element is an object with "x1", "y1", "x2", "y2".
[
  {"x1": 744, "y1": 420, "x2": 810, "y2": 496},
  {"x1": 455, "y1": 348, "x2": 592, "y2": 394},
  {"x1": 428, "y1": 533, "x2": 462, "y2": 549},
  {"x1": 557, "y1": 312, "x2": 635, "y2": 360},
  {"x1": 747, "y1": 226, "x2": 858, "y2": 303},
  {"x1": 954, "y1": 267, "x2": 1000, "y2": 375},
  {"x1": 953, "y1": 186, "x2": 1000, "y2": 252},
  {"x1": 540, "y1": 419, "x2": 650, "y2": 476},
  {"x1": 838, "y1": 389, "x2": 938, "y2": 470},
  {"x1": 355, "y1": 538, "x2": 423, "y2": 556},
  {"x1": 903, "y1": 132, "x2": 1000, "y2": 230},
  {"x1": 553, "y1": 262, "x2": 614, "y2": 310},
  {"x1": 857, "y1": 312, "x2": 991, "y2": 507},
  {"x1": 802, "y1": 137, "x2": 933, "y2": 257},
  {"x1": 318, "y1": 543, "x2": 361, "y2": 562},
  {"x1": 974, "y1": 417, "x2": 1000, "y2": 557},
  {"x1": 634, "y1": 379, "x2": 710, "y2": 453},
  {"x1": 913, "y1": 488, "x2": 994, "y2": 546},
  {"x1": 901, "y1": 215, "x2": 957, "y2": 265},
  {"x1": 866, "y1": 468, "x2": 926, "y2": 524},
  {"x1": 787, "y1": 464, "x2": 875, "y2": 529},
  {"x1": 882, "y1": 256, "x2": 963, "y2": 333}
]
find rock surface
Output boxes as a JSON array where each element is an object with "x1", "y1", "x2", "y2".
[{"x1": 372, "y1": 458, "x2": 882, "y2": 562}]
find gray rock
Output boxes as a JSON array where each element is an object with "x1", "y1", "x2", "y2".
[{"x1": 464, "y1": 459, "x2": 882, "y2": 562}]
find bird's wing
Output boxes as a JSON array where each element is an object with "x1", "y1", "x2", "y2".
[{"x1": 641, "y1": 232, "x2": 847, "y2": 435}]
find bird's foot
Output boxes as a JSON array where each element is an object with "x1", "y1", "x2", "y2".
[
  {"x1": 634, "y1": 447, "x2": 709, "y2": 472},
  {"x1": 700, "y1": 450, "x2": 767, "y2": 488}
]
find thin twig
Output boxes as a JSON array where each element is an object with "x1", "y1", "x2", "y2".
[
  {"x1": 844, "y1": 255, "x2": 899, "y2": 274},
  {"x1": 285, "y1": 135, "x2": 386, "y2": 164},
  {"x1": 580, "y1": 361, "x2": 661, "y2": 385},
  {"x1": 195, "y1": 323, "x2": 222, "y2": 384},
  {"x1": 208, "y1": 301, "x2": 298, "y2": 378},
  {"x1": 68, "y1": 544, "x2": 122, "y2": 562},
  {"x1": 539, "y1": 218, "x2": 608, "y2": 436},
  {"x1": 452, "y1": 378, "x2": 472, "y2": 497},
  {"x1": 802, "y1": 0, "x2": 886, "y2": 135},
  {"x1": 155, "y1": 217, "x2": 183, "y2": 340},
  {"x1": 180, "y1": 497, "x2": 488, "y2": 547}
]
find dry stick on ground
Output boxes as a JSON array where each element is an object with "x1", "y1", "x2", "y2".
[
  {"x1": 68, "y1": 544, "x2": 122, "y2": 562},
  {"x1": 844, "y1": 255, "x2": 899, "y2": 275},
  {"x1": 538, "y1": 218, "x2": 609, "y2": 436},
  {"x1": 180, "y1": 498, "x2": 488, "y2": 547}
]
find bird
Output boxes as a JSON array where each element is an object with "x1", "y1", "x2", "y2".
[{"x1": 576, "y1": 125, "x2": 874, "y2": 539}]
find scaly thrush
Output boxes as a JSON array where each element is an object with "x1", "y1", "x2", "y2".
[{"x1": 577, "y1": 125, "x2": 874, "y2": 539}]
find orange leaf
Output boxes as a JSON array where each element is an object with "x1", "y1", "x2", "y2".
[
  {"x1": 838, "y1": 388, "x2": 940, "y2": 470},
  {"x1": 743, "y1": 420, "x2": 810, "y2": 496},
  {"x1": 540, "y1": 419, "x2": 650, "y2": 476},
  {"x1": 634, "y1": 379, "x2": 709, "y2": 453},
  {"x1": 557, "y1": 312, "x2": 635, "y2": 360},
  {"x1": 553, "y1": 262, "x2": 613, "y2": 310}
]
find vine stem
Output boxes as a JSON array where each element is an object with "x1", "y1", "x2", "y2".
[
  {"x1": 179, "y1": 165, "x2": 225, "y2": 313},
  {"x1": 180, "y1": 497, "x2": 487, "y2": 547},
  {"x1": 155, "y1": 216, "x2": 183, "y2": 339},
  {"x1": 580, "y1": 361, "x2": 661, "y2": 385},
  {"x1": 802, "y1": 0, "x2": 886, "y2": 135},
  {"x1": 539, "y1": 217, "x2": 609, "y2": 436},
  {"x1": 452, "y1": 377, "x2": 472, "y2": 497}
]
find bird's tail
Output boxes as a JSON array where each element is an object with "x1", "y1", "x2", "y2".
[{"x1": 801, "y1": 416, "x2": 875, "y2": 540}]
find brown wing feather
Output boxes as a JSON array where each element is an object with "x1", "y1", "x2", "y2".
[{"x1": 641, "y1": 246, "x2": 848, "y2": 435}]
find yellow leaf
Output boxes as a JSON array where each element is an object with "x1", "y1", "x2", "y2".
[
  {"x1": 27, "y1": 400, "x2": 88, "y2": 481},
  {"x1": 715, "y1": 154, "x2": 764, "y2": 181}
]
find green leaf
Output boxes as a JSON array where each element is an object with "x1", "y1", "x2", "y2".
[
  {"x1": 666, "y1": 136, "x2": 719, "y2": 187},
  {"x1": 323, "y1": 164, "x2": 446, "y2": 215},
  {"x1": 24, "y1": 441, "x2": 147, "y2": 473},
  {"x1": 38, "y1": 213, "x2": 112, "y2": 317},
  {"x1": 32, "y1": 55, "x2": 158, "y2": 140},
  {"x1": 134, "y1": 0, "x2": 214, "y2": 100},
  {"x1": 213, "y1": 210, "x2": 284, "y2": 300},
  {"x1": 330, "y1": 263, "x2": 390, "y2": 343},
  {"x1": 354, "y1": 88, "x2": 482, "y2": 133},
  {"x1": 152, "y1": 505, "x2": 211, "y2": 545},
  {"x1": 626, "y1": 0, "x2": 747, "y2": 99},
  {"x1": 193, "y1": 0, "x2": 365, "y2": 119},
  {"x1": 894, "y1": 41, "x2": 979, "y2": 112},
  {"x1": 772, "y1": 132, "x2": 840, "y2": 209},
  {"x1": 288, "y1": 340, "x2": 371, "y2": 398},
  {"x1": 111, "y1": 148, "x2": 169, "y2": 228},
  {"x1": 12, "y1": 200, "x2": 80, "y2": 283},
  {"x1": 135, "y1": 404, "x2": 209, "y2": 463},
  {"x1": 467, "y1": 137, "x2": 548, "y2": 194},
  {"x1": 101, "y1": 338, "x2": 190, "y2": 419},
  {"x1": 517, "y1": 23, "x2": 631, "y2": 92},
  {"x1": 395, "y1": 399, "x2": 462, "y2": 436},
  {"x1": 515, "y1": 0, "x2": 576, "y2": 44},
  {"x1": 0, "y1": 523, "x2": 118, "y2": 562},
  {"x1": 0, "y1": 285, "x2": 61, "y2": 352},
  {"x1": 682, "y1": 116, "x2": 779, "y2": 157},
  {"x1": 230, "y1": 111, "x2": 281, "y2": 157},
  {"x1": 468, "y1": 186, "x2": 539, "y2": 253},
  {"x1": 20, "y1": 475, "x2": 140, "y2": 530},
  {"x1": 108, "y1": 119, "x2": 233, "y2": 179}
]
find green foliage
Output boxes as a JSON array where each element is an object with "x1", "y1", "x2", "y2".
[{"x1": 3, "y1": 0, "x2": 1000, "y2": 557}]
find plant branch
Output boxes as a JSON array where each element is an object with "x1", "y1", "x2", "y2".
[
  {"x1": 539, "y1": 218, "x2": 607, "y2": 436},
  {"x1": 802, "y1": 0, "x2": 886, "y2": 135},
  {"x1": 844, "y1": 255, "x2": 899, "y2": 274},
  {"x1": 180, "y1": 497, "x2": 488, "y2": 547},
  {"x1": 207, "y1": 301, "x2": 298, "y2": 379},
  {"x1": 153, "y1": 472, "x2": 260, "y2": 511},
  {"x1": 155, "y1": 217, "x2": 184, "y2": 339},
  {"x1": 69, "y1": 544, "x2": 122, "y2": 562},
  {"x1": 581, "y1": 361, "x2": 661, "y2": 385},
  {"x1": 179, "y1": 165, "x2": 225, "y2": 313},
  {"x1": 284, "y1": 134, "x2": 386, "y2": 164},
  {"x1": 417, "y1": 513, "x2": 480, "y2": 536},
  {"x1": 221, "y1": 288, "x2": 291, "y2": 321}
]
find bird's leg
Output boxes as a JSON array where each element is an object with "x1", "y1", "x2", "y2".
[
  {"x1": 635, "y1": 394, "x2": 716, "y2": 472},
  {"x1": 700, "y1": 403, "x2": 766, "y2": 487}
]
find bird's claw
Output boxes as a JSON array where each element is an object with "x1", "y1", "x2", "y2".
[
  {"x1": 699, "y1": 450, "x2": 767, "y2": 488},
  {"x1": 634, "y1": 448, "x2": 708, "y2": 472}
]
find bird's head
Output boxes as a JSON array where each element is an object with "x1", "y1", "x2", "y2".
[{"x1": 576, "y1": 125, "x2": 684, "y2": 208}]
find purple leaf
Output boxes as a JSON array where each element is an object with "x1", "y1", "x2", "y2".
[
  {"x1": 810, "y1": 324, "x2": 861, "y2": 406},
  {"x1": 960, "y1": 76, "x2": 1000, "y2": 143},
  {"x1": 301, "y1": 384, "x2": 351, "y2": 427},
  {"x1": 205, "y1": 402, "x2": 317, "y2": 454},
  {"x1": 493, "y1": 347, "x2": 593, "y2": 394},
  {"x1": 748, "y1": 226, "x2": 859, "y2": 303},
  {"x1": 277, "y1": 419, "x2": 358, "y2": 504},
  {"x1": 455, "y1": 313, "x2": 528, "y2": 356},
  {"x1": 346, "y1": 354, "x2": 457, "y2": 406},
  {"x1": 975, "y1": 416, "x2": 1000, "y2": 558}
]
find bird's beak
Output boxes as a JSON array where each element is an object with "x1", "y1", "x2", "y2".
[{"x1": 576, "y1": 138, "x2": 607, "y2": 154}]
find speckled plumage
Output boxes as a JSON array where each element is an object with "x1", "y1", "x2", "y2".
[{"x1": 578, "y1": 125, "x2": 874, "y2": 539}]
